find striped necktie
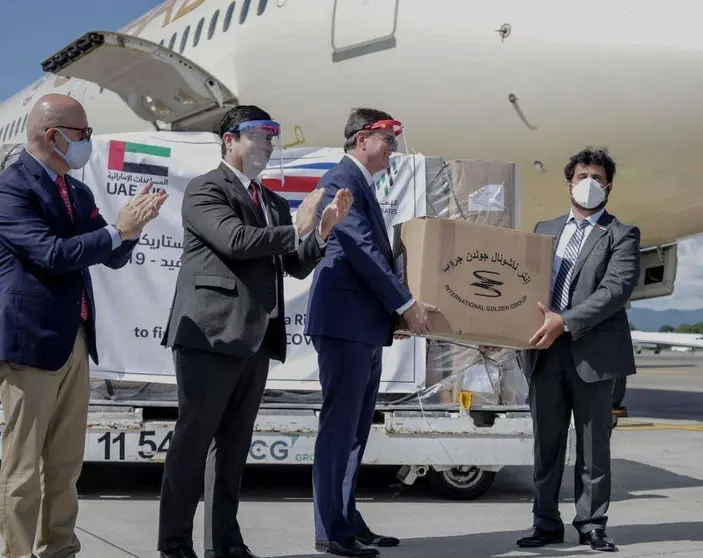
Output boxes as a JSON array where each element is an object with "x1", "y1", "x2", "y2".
[
  {"x1": 551, "y1": 219, "x2": 589, "y2": 312},
  {"x1": 56, "y1": 175, "x2": 89, "y2": 321}
]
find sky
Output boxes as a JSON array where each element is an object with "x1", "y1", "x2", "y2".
[
  {"x1": 0, "y1": 0, "x2": 163, "y2": 102},
  {"x1": 0, "y1": 2, "x2": 699, "y2": 313}
]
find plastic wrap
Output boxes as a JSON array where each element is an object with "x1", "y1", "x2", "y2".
[
  {"x1": 401, "y1": 341, "x2": 528, "y2": 409},
  {"x1": 425, "y1": 159, "x2": 518, "y2": 228}
]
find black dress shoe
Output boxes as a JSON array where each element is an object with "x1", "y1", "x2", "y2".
[
  {"x1": 160, "y1": 547, "x2": 199, "y2": 558},
  {"x1": 516, "y1": 527, "x2": 565, "y2": 548},
  {"x1": 204, "y1": 546, "x2": 258, "y2": 558},
  {"x1": 354, "y1": 527, "x2": 400, "y2": 547},
  {"x1": 579, "y1": 529, "x2": 616, "y2": 552},
  {"x1": 314, "y1": 538, "x2": 379, "y2": 557}
]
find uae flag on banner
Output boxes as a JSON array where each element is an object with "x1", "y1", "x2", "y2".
[{"x1": 108, "y1": 141, "x2": 171, "y2": 177}]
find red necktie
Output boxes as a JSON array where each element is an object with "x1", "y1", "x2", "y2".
[
  {"x1": 56, "y1": 176, "x2": 89, "y2": 321},
  {"x1": 249, "y1": 182, "x2": 266, "y2": 222}
]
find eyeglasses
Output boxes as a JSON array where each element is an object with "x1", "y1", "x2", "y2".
[
  {"x1": 373, "y1": 132, "x2": 397, "y2": 149},
  {"x1": 47, "y1": 126, "x2": 93, "y2": 141}
]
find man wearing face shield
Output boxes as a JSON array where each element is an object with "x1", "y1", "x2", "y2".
[
  {"x1": 305, "y1": 108, "x2": 437, "y2": 557},
  {"x1": 517, "y1": 148, "x2": 641, "y2": 552},
  {"x1": 0, "y1": 93, "x2": 166, "y2": 558},
  {"x1": 157, "y1": 105, "x2": 352, "y2": 558}
]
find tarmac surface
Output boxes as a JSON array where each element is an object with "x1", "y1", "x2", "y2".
[{"x1": 20, "y1": 352, "x2": 703, "y2": 556}]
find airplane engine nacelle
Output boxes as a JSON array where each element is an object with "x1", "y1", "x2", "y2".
[{"x1": 630, "y1": 243, "x2": 678, "y2": 302}]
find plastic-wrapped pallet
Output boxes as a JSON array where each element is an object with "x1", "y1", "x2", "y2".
[
  {"x1": 417, "y1": 342, "x2": 528, "y2": 407},
  {"x1": 420, "y1": 159, "x2": 527, "y2": 407}
]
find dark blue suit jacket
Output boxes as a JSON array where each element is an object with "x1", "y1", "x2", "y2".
[
  {"x1": 0, "y1": 150, "x2": 137, "y2": 371},
  {"x1": 305, "y1": 155, "x2": 412, "y2": 347}
]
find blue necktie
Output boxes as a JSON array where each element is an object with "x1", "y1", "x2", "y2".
[{"x1": 551, "y1": 219, "x2": 589, "y2": 312}]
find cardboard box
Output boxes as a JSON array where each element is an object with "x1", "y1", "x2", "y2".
[{"x1": 393, "y1": 217, "x2": 554, "y2": 349}]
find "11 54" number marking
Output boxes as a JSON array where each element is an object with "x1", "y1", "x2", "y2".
[{"x1": 96, "y1": 430, "x2": 173, "y2": 460}]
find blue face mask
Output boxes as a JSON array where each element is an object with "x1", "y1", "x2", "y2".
[{"x1": 52, "y1": 128, "x2": 92, "y2": 170}]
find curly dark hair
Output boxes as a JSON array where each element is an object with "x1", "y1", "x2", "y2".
[{"x1": 564, "y1": 147, "x2": 617, "y2": 183}]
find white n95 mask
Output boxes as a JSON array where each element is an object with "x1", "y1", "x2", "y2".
[{"x1": 571, "y1": 177, "x2": 607, "y2": 209}]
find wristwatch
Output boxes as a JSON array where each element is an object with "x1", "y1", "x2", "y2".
[{"x1": 115, "y1": 225, "x2": 125, "y2": 241}]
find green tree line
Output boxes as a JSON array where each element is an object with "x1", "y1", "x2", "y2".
[{"x1": 658, "y1": 323, "x2": 703, "y2": 334}]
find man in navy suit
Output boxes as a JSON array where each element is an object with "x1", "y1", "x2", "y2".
[
  {"x1": 305, "y1": 108, "x2": 435, "y2": 557},
  {"x1": 0, "y1": 93, "x2": 166, "y2": 558}
]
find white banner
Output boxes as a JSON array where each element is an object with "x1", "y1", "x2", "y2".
[{"x1": 75, "y1": 131, "x2": 426, "y2": 393}]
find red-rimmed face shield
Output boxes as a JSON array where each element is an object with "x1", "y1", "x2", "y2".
[
  {"x1": 354, "y1": 118, "x2": 410, "y2": 177},
  {"x1": 355, "y1": 118, "x2": 416, "y2": 194},
  {"x1": 361, "y1": 119, "x2": 406, "y2": 154}
]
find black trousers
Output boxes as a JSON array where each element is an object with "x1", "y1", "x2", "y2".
[
  {"x1": 529, "y1": 336, "x2": 615, "y2": 534},
  {"x1": 157, "y1": 344, "x2": 269, "y2": 553}
]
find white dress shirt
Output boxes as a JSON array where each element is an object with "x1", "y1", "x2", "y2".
[
  {"x1": 551, "y1": 207, "x2": 605, "y2": 307},
  {"x1": 344, "y1": 154, "x2": 415, "y2": 316}
]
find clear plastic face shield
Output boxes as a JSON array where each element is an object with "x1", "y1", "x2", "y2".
[
  {"x1": 358, "y1": 119, "x2": 413, "y2": 196},
  {"x1": 228, "y1": 119, "x2": 284, "y2": 184},
  {"x1": 360, "y1": 118, "x2": 407, "y2": 157}
]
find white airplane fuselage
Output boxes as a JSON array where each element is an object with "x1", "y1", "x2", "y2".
[{"x1": 1, "y1": 0, "x2": 703, "y2": 249}]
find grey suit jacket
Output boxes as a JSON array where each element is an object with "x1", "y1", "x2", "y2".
[
  {"x1": 522, "y1": 210, "x2": 641, "y2": 383},
  {"x1": 161, "y1": 163, "x2": 325, "y2": 363}
]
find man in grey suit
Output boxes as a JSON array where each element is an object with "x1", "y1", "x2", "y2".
[
  {"x1": 156, "y1": 105, "x2": 352, "y2": 558},
  {"x1": 517, "y1": 147, "x2": 641, "y2": 552}
]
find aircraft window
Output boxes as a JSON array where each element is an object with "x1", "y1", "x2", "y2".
[
  {"x1": 239, "y1": 0, "x2": 251, "y2": 24},
  {"x1": 180, "y1": 25, "x2": 190, "y2": 53},
  {"x1": 22, "y1": 114, "x2": 28, "y2": 132},
  {"x1": 159, "y1": 39, "x2": 165, "y2": 46},
  {"x1": 224, "y1": 2, "x2": 235, "y2": 31},
  {"x1": 168, "y1": 32, "x2": 177, "y2": 50},
  {"x1": 194, "y1": 17, "x2": 205, "y2": 46},
  {"x1": 9, "y1": 120, "x2": 16, "y2": 138},
  {"x1": 257, "y1": 0, "x2": 267, "y2": 16},
  {"x1": 0, "y1": 127, "x2": 4, "y2": 141},
  {"x1": 2, "y1": 126, "x2": 7, "y2": 142},
  {"x1": 208, "y1": 10, "x2": 220, "y2": 40}
]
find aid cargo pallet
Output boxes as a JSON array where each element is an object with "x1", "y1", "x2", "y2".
[{"x1": 0, "y1": 401, "x2": 577, "y2": 501}]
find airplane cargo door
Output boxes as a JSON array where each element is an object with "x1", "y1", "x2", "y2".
[
  {"x1": 40, "y1": 31, "x2": 237, "y2": 133},
  {"x1": 331, "y1": 0, "x2": 398, "y2": 63}
]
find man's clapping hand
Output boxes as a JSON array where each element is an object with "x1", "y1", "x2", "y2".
[
  {"x1": 319, "y1": 188, "x2": 353, "y2": 239},
  {"x1": 115, "y1": 182, "x2": 168, "y2": 239},
  {"x1": 295, "y1": 188, "x2": 325, "y2": 238}
]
